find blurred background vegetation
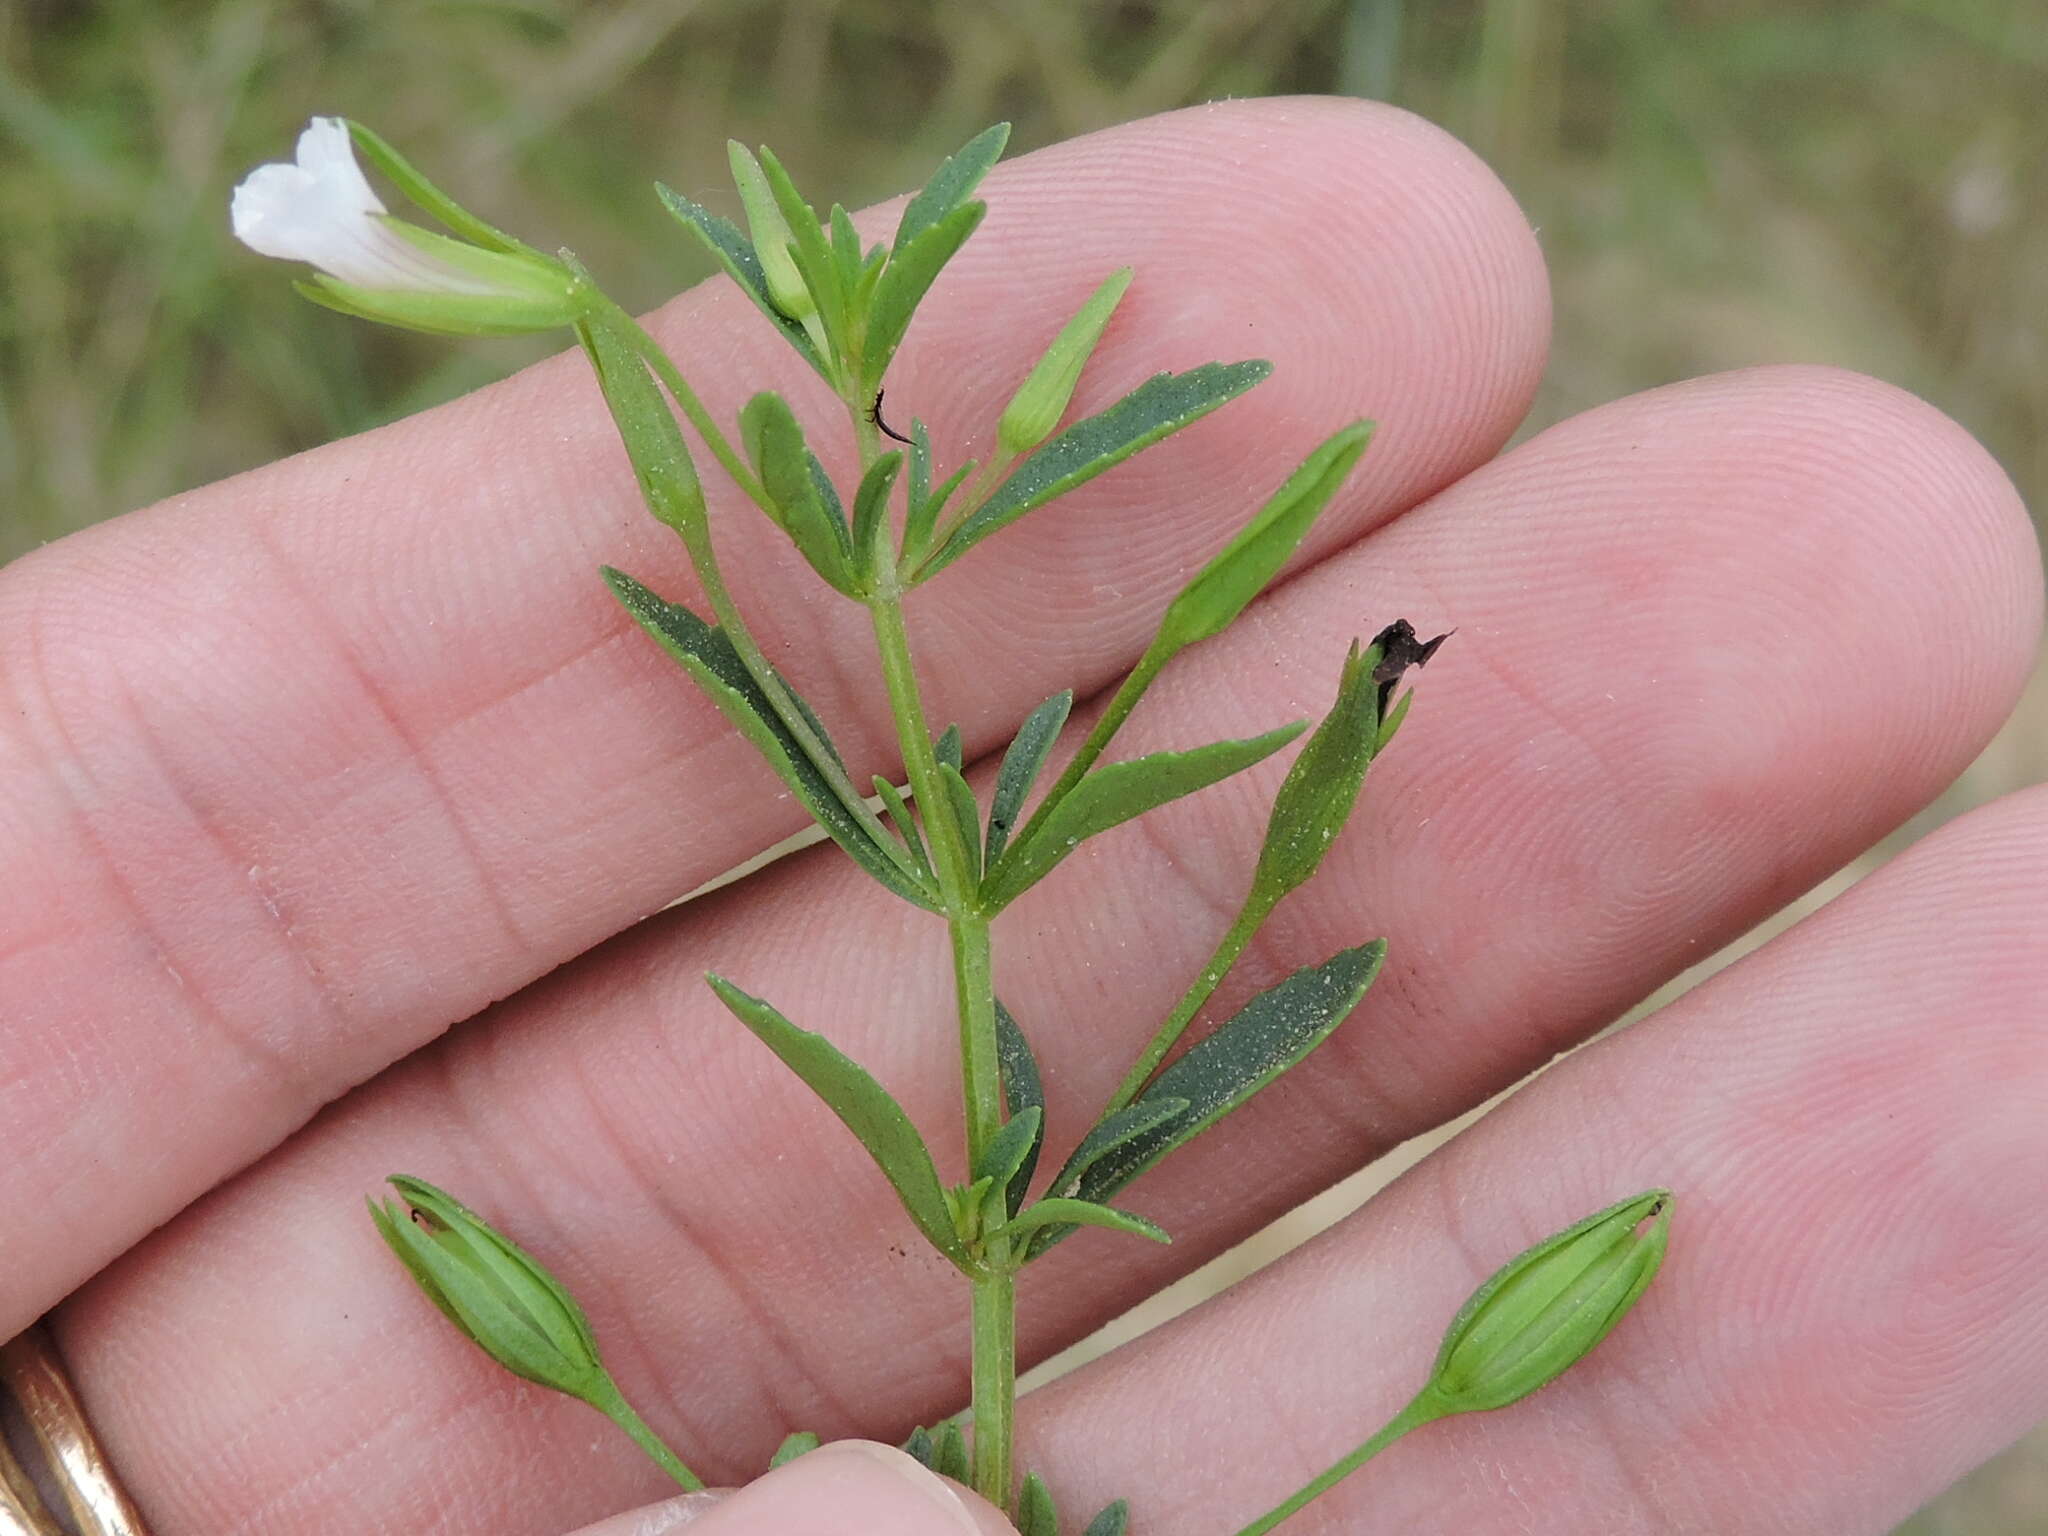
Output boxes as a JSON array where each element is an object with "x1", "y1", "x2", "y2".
[{"x1": 2, "y1": 0, "x2": 2043, "y2": 1527}]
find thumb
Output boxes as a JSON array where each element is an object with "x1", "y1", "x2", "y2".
[{"x1": 564, "y1": 1441, "x2": 1020, "y2": 1536}]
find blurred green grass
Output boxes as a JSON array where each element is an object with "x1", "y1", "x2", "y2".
[{"x1": 3, "y1": 1, "x2": 2044, "y2": 1527}]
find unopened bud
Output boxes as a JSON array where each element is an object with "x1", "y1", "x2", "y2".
[
  {"x1": 1418, "y1": 1189, "x2": 1671, "y2": 1417},
  {"x1": 1251, "y1": 641, "x2": 1379, "y2": 902},
  {"x1": 369, "y1": 1175, "x2": 607, "y2": 1401},
  {"x1": 997, "y1": 268, "x2": 1132, "y2": 456},
  {"x1": 728, "y1": 141, "x2": 817, "y2": 323}
]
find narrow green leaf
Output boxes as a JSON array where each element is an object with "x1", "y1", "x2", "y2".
[
  {"x1": 1155, "y1": 421, "x2": 1374, "y2": 651},
  {"x1": 739, "y1": 392, "x2": 856, "y2": 594},
  {"x1": 902, "y1": 1425, "x2": 937, "y2": 1469},
  {"x1": 1017, "y1": 1473, "x2": 1060, "y2": 1536},
  {"x1": 771, "y1": 1431, "x2": 821, "y2": 1468},
  {"x1": 1006, "y1": 1197, "x2": 1169, "y2": 1245},
  {"x1": 906, "y1": 452, "x2": 976, "y2": 570},
  {"x1": 997, "y1": 267, "x2": 1133, "y2": 456},
  {"x1": 1376, "y1": 687, "x2": 1414, "y2": 751},
  {"x1": 774, "y1": 659, "x2": 850, "y2": 773},
  {"x1": 918, "y1": 361, "x2": 1272, "y2": 580},
  {"x1": 1075, "y1": 943, "x2": 1386, "y2": 1207},
  {"x1": 872, "y1": 775, "x2": 933, "y2": 880},
  {"x1": 346, "y1": 120, "x2": 527, "y2": 254},
  {"x1": 603, "y1": 570, "x2": 937, "y2": 909},
  {"x1": 933, "y1": 1419, "x2": 970, "y2": 1483},
  {"x1": 851, "y1": 450, "x2": 905, "y2": 579},
  {"x1": 707, "y1": 975, "x2": 968, "y2": 1267},
  {"x1": 995, "y1": 1000, "x2": 1046, "y2": 1215},
  {"x1": 934, "y1": 723, "x2": 964, "y2": 773},
  {"x1": 757, "y1": 145, "x2": 848, "y2": 352},
  {"x1": 1083, "y1": 1501, "x2": 1130, "y2": 1536},
  {"x1": 938, "y1": 762, "x2": 984, "y2": 881},
  {"x1": 1021, "y1": 1096, "x2": 1189, "y2": 1260},
  {"x1": 1052, "y1": 1097, "x2": 1188, "y2": 1196},
  {"x1": 808, "y1": 451, "x2": 848, "y2": 529},
  {"x1": 977, "y1": 1106, "x2": 1043, "y2": 1208},
  {"x1": 855, "y1": 242, "x2": 889, "y2": 310},
  {"x1": 908, "y1": 418, "x2": 933, "y2": 520},
  {"x1": 829, "y1": 203, "x2": 863, "y2": 292},
  {"x1": 895, "y1": 122, "x2": 1010, "y2": 252},
  {"x1": 986, "y1": 690, "x2": 1073, "y2": 863},
  {"x1": 982, "y1": 722, "x2": 1306, "y2": 911},
  {"x1": 654, "y1": 184, "x2": 828, "y2": 377},
  {"x1": 863, "y1": 201, "x2": 985, "y2": 390}
]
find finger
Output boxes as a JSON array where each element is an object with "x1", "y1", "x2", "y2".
[
  {"x1": 563, "y1": 1491, "x2": 724, "y2": 1536},
  {"x1": 0, "y1": 97, "x2": 1550, "y2": 1336},
  {"x1": 55, "y1": 366, "x2": 2040, "y2": 1536},
  {"x1": 560, "y1": 1445, "x2": 1011, "y2": 1536},
  {"x1": 1020, "y1": 784, "x2": 2048, "y2": 1534}
]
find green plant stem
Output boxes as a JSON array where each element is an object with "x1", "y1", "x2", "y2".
[
  {"x1": 593, "y1": 1381, "x2": 705, "y2": 1492},
  {"x1": 868, "y1": 598, "x2": 1004, "y2": 1155},
  {"x1": 867, "y1": 515, "x2": 1014, "y2": 1507},
  {"x1": 1228, "y1": 1395, "x2": 1435, "y2": 1536},
  {"x1": 1097, "y1": 886, "x2": 1276, "y2": 1123},
  {"x1": 948, "y1": 916, "x2": 1005, "y2": 1165},
  {"x1": 969, "y1": 1260, "x2": 1016, "y2": 1504}
]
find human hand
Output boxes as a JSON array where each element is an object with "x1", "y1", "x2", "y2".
[
  {"x1": 560, "y1": 1443, "x2": 1015, "y2": 1536},
  {"x1": 2, "y1": 98, "x2": 2042, "y2": 1535}
]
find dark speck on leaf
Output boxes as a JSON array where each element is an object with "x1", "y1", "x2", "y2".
[{"x1": 1370, "y1": 620, "x2": 1450, "y2": 713}]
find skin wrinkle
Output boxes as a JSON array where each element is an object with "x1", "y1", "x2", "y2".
[
  {"x1": 0, "y1": 598, "x2": 336, "y2": 1302},
  {"x1": 246, "y1": 514, "x2": 538, "y2": 967},
  {"x1": 553, "y1": 1034, "x2": 868, "y2": 1463},
  {"x1": 102, "y1": 666, "x2": 329, "y2": 1104}
]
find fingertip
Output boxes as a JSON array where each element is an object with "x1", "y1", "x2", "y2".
[
  {"x1": 564, "y1": 1489, "x2": 727, "y2": 1535},
  {"x1": 951, "y1": 95, "x2": 1555, "y2": 510},
  {"x1": 1741, "y1": 363, "x2": 2043, "y2": 675},
  {"x1": 663, "y1": 1442, "x2": 1015, "y2": 1536}
]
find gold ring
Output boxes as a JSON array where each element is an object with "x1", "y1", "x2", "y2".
[{"x1": 0, "y1": 1325, "x2": 150, "y2": 1536}]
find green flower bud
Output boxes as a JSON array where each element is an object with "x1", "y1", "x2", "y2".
[
  {"x1": 1419, "y1": 1189, "x2": 1671, "y2": 1417},
  {"x1": 728, "y1": 140, "x2": 817, "y2": 323},
  {"x1": 1251, "y1": 641, "x2": 1379, "y2": 902},
  {"x1": 1251, "y1": 620, "x2": 1444, "y2": 905},
  {"x1": 996, "y1": 267, "x2": 1132, "y2": 456},
  {"x1": 368, "y1": 1175, "x2": 607, "y2": 1401}
]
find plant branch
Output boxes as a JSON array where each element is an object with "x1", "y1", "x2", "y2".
[
  {"x1": 1228, "y1": 1395, "x2": 1433, "y2": 1536},
  {"x1": 1096, "y1": 886, "x2": 1275, "y2": 1125},
  {"x1": 592, "y1": 1380, "x2": 705, "y2": 1492}
]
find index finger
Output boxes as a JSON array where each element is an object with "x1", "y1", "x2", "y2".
[{"x1": 0, "y1": 97, "x2": 1549, "y2": 1335}]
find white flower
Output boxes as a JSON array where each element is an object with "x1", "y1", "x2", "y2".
[{"x1": 231, "y1": 117, "x2": 507, "y2": 295}]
